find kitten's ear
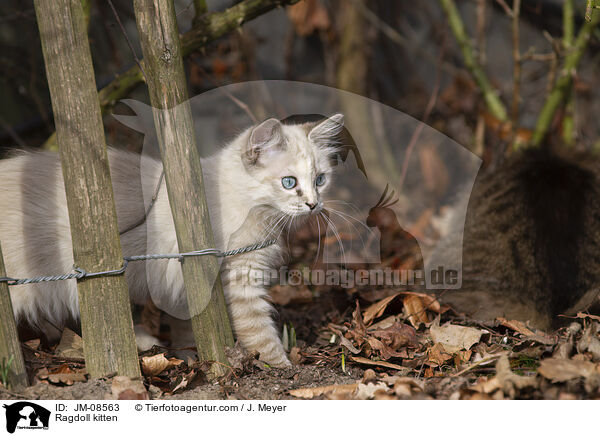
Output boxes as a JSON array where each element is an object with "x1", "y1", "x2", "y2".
[
  {"x1": 244, "y1": 118, "x2": 284, "y2": 165},
  {"x1": 309, "y1": 113, "x2": 344, "y2": 146}
]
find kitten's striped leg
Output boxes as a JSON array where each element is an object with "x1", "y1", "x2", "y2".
[{"x1": 227, "y1": 287, "x2": 290, "y2": 368}]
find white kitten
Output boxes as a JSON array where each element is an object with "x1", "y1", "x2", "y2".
[{"x1": 0, "y1": 114, "x2": 343, "y2": 367}]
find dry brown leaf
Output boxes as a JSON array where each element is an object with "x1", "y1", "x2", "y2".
[
  {"x1": 430, "y1": 319, "x2": 483, "y2": 353},
  {"x1": 399, "y1": 292, "x2": 448, "y2": 314},
  {"x1": 392, "y1": 377, "x2": 424, "y2": 397},
  {"x1": 403, "y1": 294, "x2": 430, "y2": 328},
  {"x1": 141, "y1": 353, "x2": 184, "y2": 376},
  {"x1": 486, "y1": 355, "x2": 537, "y2": 398},
  {"x1": 497, "y1": 317, "x2": 555, "y2": 345},
  {"x1": 575, "y1": 312, "x2": 600, "y2": 322},
  {"x1": 370, "y1": 321, "x2": 418, "y2": 350},
  {"x1": 497, "y1": 317, "x2": 535, "y2": 336},
  {"x1": 363, "y1": 293, "x2": 401, "y2": 325},
  {"x1": 538, "y1": 358, "x2": 599, "y2": 383},
  {"x1": 37, "y1": 366, "x2": 87, "y2": 386},
  {"x1": 350, "y1": 355, "x2": 407, "y2": 371},
  {"x1": 289, "y1": 347, "x2": 303, "y2": 365},
  {"x1": 471, "y1": 376, "x2": 503, "y2": 394},
  {"x1": 108, "y1": 376, "x2": 149, "y2": 400},
  {"x1": 381, "y1": 374, "x2": 423, "y2": 388},
  {"x1": 47, "y1": 372, "x2": 87, "y2": 386},
  {"x1": 24, "y1": 338, "x2": 40, "y2": 350},
  {"x1": 426, "y1": 343, "x2": 453, "y2": 367},
  {"x1": 361, "y1": 369, "x2": 377, "y2": 384},
  {"x1": 172, "y1": 370, "x2": 197, "y2": 393},
  {"x1": 55, "y1": 328, "x2": 84, "y2": 359},
  {"x1": 352, "y1": 300, "x2": 367, "y2": 336},
  {"x1": 368, "y1": 315, "x2": 397, "y2": 331},
  {"x1": 354, "y1": 382, "x2": 391, "y2": 400},
  {"x1": 366, "y1": 336, "x2": 407, "y2": 360},
  {"x1": 289, "y1": 383, "x2": 358, "y2": 399},
  {"x1": 339, "y1": 335, "x2": 361, "y2": 354},
  {"x1": 454, "y1": 350, "x2": 472, "y2": 367}
]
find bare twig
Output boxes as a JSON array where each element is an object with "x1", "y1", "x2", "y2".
[
  {"x1": 453, "y1": 353, "x2": 505, "y2": 377},
  {"x1": 531, "y1": 9, "x2": 599, "y2": 146},
  {"x1": 495, "y1": 0, "x2": 514, "y2": 17},
  {"x1": 562, "y1": 0, "x2": 576, "y2": 146},
  {"x1": 510, "y1": 0, "x2": 521, "y2": 134},
  {"x1": 106, "y1": 0, "x2": 148, "y2": 82},
  {"x1": 476, "y1": 0, "x2": 486, "y2": 65},
  {"x1": 439, "y1": 0, "x2": 508, "y2": 122},
  {"x1": 0, "y1": 115, "x2": 27, "y2": 148},
  {"x1": 586, "y1": 0, "x2": 600, "y2": 22},
  {"x1": 192, "y1": 0, "x2": 207, "y2": 27},
  {"x1": 190, "y1": 58, "x2": 258, "y2": 123}
]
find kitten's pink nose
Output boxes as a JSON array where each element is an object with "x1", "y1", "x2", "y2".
[{"x1": 305, "y1": 202, "x2": 317, "y2": 210}]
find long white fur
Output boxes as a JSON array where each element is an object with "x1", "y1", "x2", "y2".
[{"x1": 0, "y1": 115, "x2": 343, "y2": 367}]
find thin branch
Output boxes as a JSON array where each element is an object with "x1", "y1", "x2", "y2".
[
  {"x1": 106, "y1": 0, "x2": 148, "y2": 82},
  {"x1": 495, "y1": 0, "x2": 514, "y2": 18},
  {"x1": 42, "y1": 0, "x2": 298, "y2": 149},
  {"x1": 439, "y1": 0, "x2": 508, "y2": 122},
  {"x1": 452, "y1": 353, "x2": 505, "y2": 377},
  {"x1": 193, "y1": 0, "x2": 208, "y2": 27},
  {"x1": 562, "y1": 0, "x2": 575, "y2": 146},
  {"x1": 511, "y1": 0, "x2": 521, "y2": 134},
  {"x1": 476, "y1": 0, "x2": 486, "y2": 66},
  {"x1": 0, "y1": 115, "x2": 27, "y2": 148},
  {"x1": 190, "y1": 57, "x2": 258, "y2": 123},
  {"x1": 586, "y1": 0, "x2": 600, "y2": 22},
  {"x1": 531, "y1": 10, "x2": 599, "y2": 146}
]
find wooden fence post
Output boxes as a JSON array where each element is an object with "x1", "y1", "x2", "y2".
[
  {"x1": 0, "y1": 244, "x2": 28, "y2": 390},
  {"x1": 133, "y1": 0, "x2": 234, "y2": 375},
  {"x1": 34, "y1": 0, "x2": 140, "y2": 378}
]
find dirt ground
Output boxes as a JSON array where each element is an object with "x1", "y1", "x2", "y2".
[
  {"x1": 0, "y1": 365, "x2": 360, "y2": 400},
  {"x1": 2, "y1": 216, "x2": 600, "y2": 401}
]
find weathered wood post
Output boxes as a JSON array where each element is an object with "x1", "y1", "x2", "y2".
[
  {"x1": 34, "y1": 0, "x2": 140, "y2": 378},
  {"x1": 0, "y1": 244, "x2": 28, "y2": 390},
  {"x1": 133, "y1": 0, "x2": 234, "y2": 375}
]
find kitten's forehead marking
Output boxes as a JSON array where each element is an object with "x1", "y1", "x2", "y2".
[{"x1": 283, "y1": 124, "x2": 318, "y2": 179}]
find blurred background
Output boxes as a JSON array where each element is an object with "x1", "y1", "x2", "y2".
[{"x1": 1, "y1": 0, "x2": 599, "y2": 165}]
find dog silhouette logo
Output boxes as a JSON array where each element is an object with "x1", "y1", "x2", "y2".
[{"x1": 3, "y1": 402, "x2": 50, "y2": 433}]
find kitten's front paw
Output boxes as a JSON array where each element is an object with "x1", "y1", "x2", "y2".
[
  {"x1": 263, "y1": 354, "x2": 292, "y2": 368},
  {"x1": 253, "y1": 342, "x2": 292, "y2": 368}
]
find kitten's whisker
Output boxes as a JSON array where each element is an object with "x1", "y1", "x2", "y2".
[
  {"x1": 273, "y1": 215, "x2": 291, "y2": 246},
  {"x1": 325, "y1": 206, "x2": 375, "y2": 235},
  {"x1": 326, "y1": 208, "x2": 370, "y2": 254},
  {"x1": 314, "y1": 213, "x2": 322, "y2": 267},
  {"x1": 323, "y1": 199, "x2": 363, "y2": 215},
  {"x1": 259, "y1": 213, "x2": 287, "y2": 241},
  {"x1": 321, "y1": 212, "x2": 347, "y2": 267},
  {"x1": 285, "y1": 215, "x2": 296, "y2": 252}
]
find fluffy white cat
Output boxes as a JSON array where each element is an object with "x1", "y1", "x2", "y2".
[{"x1": 0, "y1": 114, "x2": 343, "y2": 367}]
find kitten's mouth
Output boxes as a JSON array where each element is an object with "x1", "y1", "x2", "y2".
[{"x1": 291, "y1": 207, "x2": 322, "y2": 217}]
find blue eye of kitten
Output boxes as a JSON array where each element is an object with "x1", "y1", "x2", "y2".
[
  {"x1": 316, "y1": 173, "x2": 326, "y2": 186},
  {"x1": 281, "y1": 176, "x2": 297, "y2": 189}
]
